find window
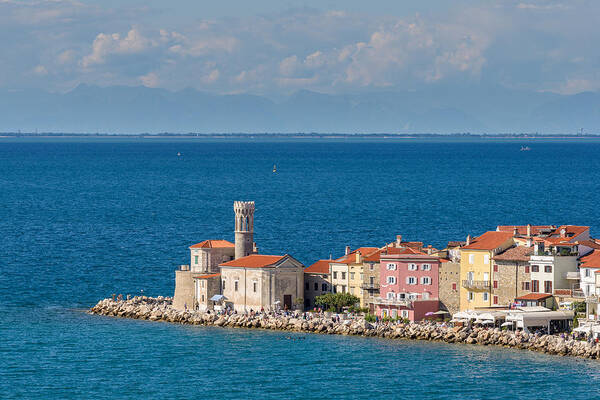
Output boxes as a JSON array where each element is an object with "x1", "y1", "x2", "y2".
[
  {"x1": 468, "y1": 292, "x2": 474, "y2": 301},
  {"x1": 452, "y1": 283, "x2": 457, "y2": 291},
  {"x1": 483, "y1": 292, "x2": 489, "y2": 301},
  {"x1": 341, "y1": 285, "x2": 346, "y2": 293},
  {"x1": 467, "y1": 271, "x2": 474, "y2": 281},
  {"x1": 493, "y1": 296, "x2": 498, "y2": 305},
  {"x1": 333, "y1": 271, "x2": 338, "y2": 279},
  {"x1": 387, "y1": 276, "x2": 397, "y2": 284},
  {"x1": 333, "y1": 286, "x2": 337, "y2": 293},
  {"x1": 493, "y1": 264, "x2": 498, "y2": 272},
  {"x1": 387, "y1": 292, "x2": 395, "y2": 300},
  {"x1": 234, "y1": 281, "x2": 239, "y2": 292},
  {"x1": 544, "y1": 280, "x2": 552, "y2": 294},
  {"x1": 483, "y1": 272, "x2": 489, "y2": 282},
  {"x1": 369, "y1": 277, "x2": 375, "y2": 285},
  {"x1": 522, "y1": 281, "x2": 530, "y2": 290},
  {"x1": 421, "y1": 276, "x2": 431, "y2": 285},
  {"x1": 201, "y1": 280, "x2": 205, "y2": 288},
  {"x1": 360, "y1": 273, "x2": 364, "y2": 280},
  {"x1": 350, "y1": 287, "x2": 354, "y2": 295},
  {"x1": 544, "y1": 265, "x2": 552, "y2": 273},
  {"x1": 407, "y1": 276, "x2": 417, "y2": 285},
  {"x1": 484, "y1": 254, "x2": 490, "y2": 264},
  {"x1": 408, "y1": 263, "x2": 418, "y2": 271},
  {"x1": 531, "y1": 280, "x2": 539, "y2": 292},
  {"x1": 422, "y1": 292, "x2": 430, "y2": 300},
  {"x1": 201, "y1": 294, "x2": 205, "y2": 302},
  {"x1": 222, "y1": 280, "x2": 226, "y2": 290},
  {"x1": 586, "y1": 269, "x2": 591, "y2": 277},
  {"x1": 401, "y1": 310, "x2": 409, "y2": 318},
  {"x1": 350, "y1": 272, "x2": 355, "y2": 280},
  {"x1": 253, "y1": 282, "x2": 258, "y2": 293},
  {"x1": 341, "y1": 272, "x2": 346, "y2": 280},
  {"x1": 469, "y1": 254, "x2": 475, "y2": 264},
  {"x1": 195, "y1": 255, "x2": 199, "y2": 264},
  {"x1": 422, "y1": 264, "x2": 431, "y2": 271},
  {"x1": 370, "y1": 264, "x2": 374, "y2": 271},
  {"x1": 525, "y1": 266, "x2": 530, "y2": 274},
  {"x1": 387, "y1": 263, "x2": 397, "y2": 270},
  {"x1": 493, "y1": 280, "x2": 498, "y2": 289},
  {"x1": 314, "y1": 282, "x2": 318, "y2": 291},
  {"x1": 322, "y1": 283, "x2": 328, "y2": 291},
  {"x1": 305, "y1": 282, "x2": 309, "y2": 290},
  {"x1": 532, "y1": 265, "x2": 539, "y2": 273}
]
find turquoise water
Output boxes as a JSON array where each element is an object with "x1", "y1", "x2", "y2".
[{"x1": 1, "y1": 137, "x2": 600, "y2": 399}]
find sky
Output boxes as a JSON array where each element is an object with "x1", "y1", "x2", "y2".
[{"x1": 2, "y1": 0, "x2": 599, "y2": 97}]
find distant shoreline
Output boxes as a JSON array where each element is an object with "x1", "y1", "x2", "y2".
[{"x1": 1, "y1": 132, "x2": 600, "y2": 139}]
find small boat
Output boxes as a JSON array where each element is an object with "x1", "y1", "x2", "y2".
[
  {"x1": 177, "y1": 152, "x2": 182, "y2": 157},
  {"x1": 272, "y1": 164, "x2": 277, "y2": 173},
  {"x1": 520, "y1": 146, "x2": 530, "y2": 151}
]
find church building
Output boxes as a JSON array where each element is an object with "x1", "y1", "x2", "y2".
[{"x1": 172, "y1": 201, "x2": 304, "y2": 311}]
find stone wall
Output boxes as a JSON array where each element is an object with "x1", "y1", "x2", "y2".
[
  {"x1": 172, "y1": 270, "x2": 195, "y2": 310},
  {"x1": 438, "y1": 261, "x2": 460, "y2": 314},
  {"x1": 493, "y1": 261, "x2": 530, "y2": 306},
  {"x1": 304, "y1": 273, "x2": 331, "y2": 308}
]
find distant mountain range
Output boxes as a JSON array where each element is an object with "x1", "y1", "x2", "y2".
[{"x1": 1, "y1": 84, "x2": 599, "y2": 134}]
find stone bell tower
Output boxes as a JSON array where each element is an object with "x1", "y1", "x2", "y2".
[{"x1": 234, "y1": 201, "x2": 255, "y2": 259}]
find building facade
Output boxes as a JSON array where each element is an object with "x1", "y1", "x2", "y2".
[
  {"x1": 460, "y1": 231, "x2": 514, "y2": 311},
  {"x1": 220, "y1": 254, "x2": 304, "y2": 312},
  {"x1": 492, "y1": 245, "x2": 533, "y2": 307},
  {"x1": 303, "y1": 259, "x2": 333, "y2": 309},
  {"x1": 438, "y1": 260, "x2": 460, "y2": 315},
  {"x1": 374, "y1": 248, "x2": 441, "y2": 321}
]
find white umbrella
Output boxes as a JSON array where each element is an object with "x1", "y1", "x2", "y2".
[
  {"x1": 433, "y1": 310, "x2": 450, "y2": 315},
  {"x1": 501, "y1": 321, "x2": 513, "y2": 327}
]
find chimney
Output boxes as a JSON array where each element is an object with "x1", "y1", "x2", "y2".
[
  {"x1": 534, "y1": 241, "x2": 539, "y2": 254},
  {"x1": 345, "y1": 246, "x2": 351, "y2": 255},
  {"x1": 355, "y1": 251, "x2": 362, "y2": 263},
  {"x1": 527, "y1": 224, "x2": 532, "y2": 237},
  {"x1": 526, "y1": 238, "x2": 532, "y2": 247},
  {"x1": 252, "y1": 242, "x2": 259, "y2": 254},
  {"x1": 396, "y1": 235, "x2": 402, "y2": 247},
  {"x1": 513, "y1": 227, "x2": 518, "y2": 236},
  {"x1": 466, "y1": 235, "x2": 471, "y2": 246},
  {"x1": 560, "y1": 228, "x2": 567, "y2": 238},
  {"x1": 427, "y1": 245, "x2": 433, "y2": 255}
]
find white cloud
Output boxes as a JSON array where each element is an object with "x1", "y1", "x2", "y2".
[
  {"x1": 139, "y1": 71, "x2": 159, "y2": 87},
  {"x1": 81, "y1": 28, "x2": 154, "y2": 68}
]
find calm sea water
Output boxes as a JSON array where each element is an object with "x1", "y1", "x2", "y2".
[{"x1": 1, "y1": 137, "x2": 600, "y2": 399}]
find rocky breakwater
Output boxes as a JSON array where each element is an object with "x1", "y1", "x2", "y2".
[{"x1": 90, "y1": 297, "x2": 600, "y2": 360}]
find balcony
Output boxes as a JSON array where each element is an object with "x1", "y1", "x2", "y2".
[
  {"x1": 462, "y1": 280, "x2": 490, "y2": 290},
  {"x1": 361, "y1": 283, "x2": 380, "y2": 290},
  {"x1": 563, "y1": 272, "x2": 580, "y2": 280},
  {"x1": 372, "y1": 297, "x2": 413, "y2": 307}
]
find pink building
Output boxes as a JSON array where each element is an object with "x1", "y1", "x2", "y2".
[{"x1": 374, "y1": 248, "x2": 441, "y2": 321}]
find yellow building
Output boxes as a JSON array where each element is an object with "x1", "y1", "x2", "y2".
[
  {"x1": 459, "y1": 231, "x2": 514, "y2": 311},
  {"x1": 333, "y1": 247, "x2": 380, "y2": 308}
]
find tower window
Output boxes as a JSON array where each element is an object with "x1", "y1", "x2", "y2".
[
  {"x1": 253, "y1": 282, "x2": 257, "y2": 292},
  {"x1": 234, "y1": 281, "x2": 239, "y2": 292}
]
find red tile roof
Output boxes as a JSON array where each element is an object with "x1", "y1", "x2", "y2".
[
  {"x1": 334, "y1": 247, "x2": 380, "y2": 264},
  {"x1": 553, "y1": 225, "x2": 589, "y2": 238},
  {"x1": 304, "y1": 259, "x2": 332, "y2": 274},
  {"x1": 516, "y1": 293, "x2": 552, "y2": 301},
  {"x1": 580, "y1": 250, "x2": 600, "y2": 269},
  {"x1": 190, "y1": 240, "x2": 234, "y2": 249},
  {"x1": 578, "y1": 240, "x2": 600, "y2": 250},
  {"x1": 193, "y1": 273, "x2": 220, "y2": 279},
  {"x1": 497, "y1": 225, "x2": 555, "y2": 236},
  {"x1": 493, "y1": 246, "x2": 533, "y2": 262},
  {"x1": 462, "y1": 231, "x2": 513, "y2": 250},
  {"x1": 220, "y1": 254, "x2": 285, "y2": 268},
  {"x1": 447, "y1": 241, "x2": 466, "y2": 248}
]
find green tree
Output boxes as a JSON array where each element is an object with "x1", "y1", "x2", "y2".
[{"x1": 315, "y1": 293, "x2": 360, "y2": 312}]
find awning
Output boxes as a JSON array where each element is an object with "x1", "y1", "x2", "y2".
[{"x1": 210, "y1": 294, "x2": 226, "y2": 301}]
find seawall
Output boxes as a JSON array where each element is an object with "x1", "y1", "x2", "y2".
[{"x1": 90, "y1": 296, "x2": 600, "y2": 360}]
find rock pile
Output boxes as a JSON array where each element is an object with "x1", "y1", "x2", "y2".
[{"x1": 90, "y1": 296, "x2": 600, "y2": 360}]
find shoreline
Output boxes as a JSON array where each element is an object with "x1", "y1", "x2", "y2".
[{"x1": 90, "y1": 296, "x2": 600, "y2": 360}]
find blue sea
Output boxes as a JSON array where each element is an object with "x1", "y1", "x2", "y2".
[{"x1": 1, "y1": 137, "x2": 600, "y2": 399}]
